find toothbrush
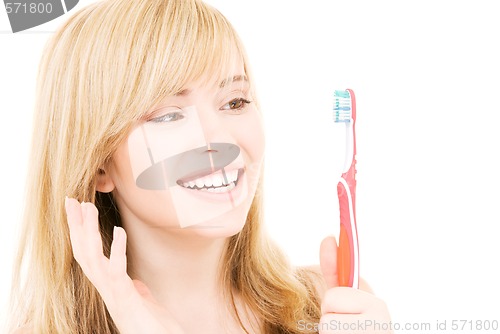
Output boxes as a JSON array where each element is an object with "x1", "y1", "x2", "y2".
[{"x1": 334, "y1": 89, "x2": 359, "y2": 289}]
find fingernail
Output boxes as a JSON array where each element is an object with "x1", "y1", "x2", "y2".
[{"x1": 113, "y1": 226, "x2": 121, "y2": 241}]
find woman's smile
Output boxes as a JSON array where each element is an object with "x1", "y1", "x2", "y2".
[
  {"x1": 177, "y1": 167, "x2": 243, "y2": 192},
  {"x1": 176, "y1": 167, "x2": 246, "y2": 203}
]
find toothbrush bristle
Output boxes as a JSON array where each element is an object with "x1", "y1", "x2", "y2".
[{"x1": 334, "y1": 90, "x2": 352, "y2": 123}]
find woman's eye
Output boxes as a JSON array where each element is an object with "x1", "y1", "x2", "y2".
[
  {"x1": 149, "y1": 111, "x2": 184, "y2": 123},
  {"x1": 220, "y1": 98, "x2": 252, "y2": 113}
]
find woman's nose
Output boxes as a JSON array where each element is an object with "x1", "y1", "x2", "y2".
[{"x1": 196, "y1": 105, "x2": 234, "y2": 144}]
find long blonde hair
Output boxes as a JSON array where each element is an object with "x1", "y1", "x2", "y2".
[{"x1": 8, "y1": 0, "x2": 322, "y2": 332}]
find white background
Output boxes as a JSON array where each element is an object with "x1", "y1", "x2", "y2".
[{"x1": 1, "y1": 1, "x2": 500, "y2": 332}]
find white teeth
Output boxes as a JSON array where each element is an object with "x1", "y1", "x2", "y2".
[
  {"x1": 206, "y1": 182, "x2": 235, "y2": 193},
  {"x1": 212, "y1": 174, "x2": 223, "y2": 187},
  {"x1": 203, "y1": 175, "x2": 213, "y2": 187},
  {"x1": 181, "y1": 169, "x2": 240, "y2": 190},
  {"x1": 228, "y1": 169, "x2": 237, "y2": 182}
]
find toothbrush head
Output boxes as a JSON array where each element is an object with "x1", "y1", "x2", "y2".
[
  {"x1": 335, "y1": 88, "x2": 357, "y2": 173},
  {"x1": 334, "y1": 89, "x2": 356, "y2": 123}
]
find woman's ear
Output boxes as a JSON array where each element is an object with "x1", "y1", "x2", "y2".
[{"x1": 96, "y1": 168, "x2": 115, "y2": 193}]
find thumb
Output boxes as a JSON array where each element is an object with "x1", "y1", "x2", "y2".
[{"x1": 320, "y1": 236, "x2": 339, "y2": 289}]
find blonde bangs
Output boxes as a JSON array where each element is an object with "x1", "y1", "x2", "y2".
[
  {"x1": 73, "y1": 0, "x2": 252, "y2": 121},
  {"x1": 147, "y1": 1, "x2": 252, "y2": 113}
]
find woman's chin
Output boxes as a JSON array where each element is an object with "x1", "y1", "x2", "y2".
[{"x1": 180, "y1": 201, "x2": 251, "y2": 238}]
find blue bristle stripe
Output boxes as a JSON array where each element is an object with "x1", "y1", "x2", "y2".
[
  {"x1": 333, "y1": 90, "x2": 352, "y2": 122},
  {"x1": 335, "y1": 111, "x2": 351, "y2": 122},
  {"x1": 334, "y1": 90, "x2": 350, "y2": 98}
]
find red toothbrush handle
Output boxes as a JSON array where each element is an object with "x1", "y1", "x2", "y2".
[{"x1": 337, "y1": 180, "x2": 355, "y2": 287}]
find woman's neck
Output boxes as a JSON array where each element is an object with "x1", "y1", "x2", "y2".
[{"x1": 123, "y1": 220, "x2": 228, "y2": 307}]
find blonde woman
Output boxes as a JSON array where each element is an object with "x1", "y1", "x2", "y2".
[{"x1": 8, "y1": 0, "x2": 392, "y2": 333}]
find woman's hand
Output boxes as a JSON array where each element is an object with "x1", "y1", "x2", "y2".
[
  {"x1": 65, "y1": 197, "x2": 184, "y2": 334},
  {"x1": 319, "y1": 236, "x2": 393, "y2": 334}
]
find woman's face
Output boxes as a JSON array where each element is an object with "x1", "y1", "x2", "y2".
[{"x1": 105, "y1": 66, "x2": 265, "y2": 237}]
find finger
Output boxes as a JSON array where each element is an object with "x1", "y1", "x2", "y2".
[
  {"x1": 80, "y1": 202, "x2": 106, "y2": 268},
  {"x1": 321, "y1": 287, "x2": 374, "y2": 315},
  {"x1": 109, "y1": 226, "x2": 128, "y2": 279},
  {"x1": 66, "y1": 198, "x2": 89, "y2": 270},
  {"x1": 67, "y1": 201, "x2": 108, "y2": 288},
  {"x1": 319, "y1": 313, "x2": 375, "y2": 334},
  {"x1": 82, "y1": 201, "x2": 102, "y2": 234},
  {"x1": 65, "y1": 197, "x2": 86, "y2": 259},
  {"x1": 65, "y1": 197, "x2": 83, "y2": 228},
  {"x1": 320, "y1": 236, "x2": 339, "y2": 289}
]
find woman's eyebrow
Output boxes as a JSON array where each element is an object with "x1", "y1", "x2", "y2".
[
  {"x1": 219, "y1": 75, "x2": 248, "y2": 88},
  {"x1": 174, "y1": 88, "x2": 192, "y2": 96},
  {"x1": 172, "y1": 75, "x2": 248, "y2": 96}
]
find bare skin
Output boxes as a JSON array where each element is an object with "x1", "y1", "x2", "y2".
[{"x1": 63, "y1": 198, "x2": 392, "y2": 334}]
